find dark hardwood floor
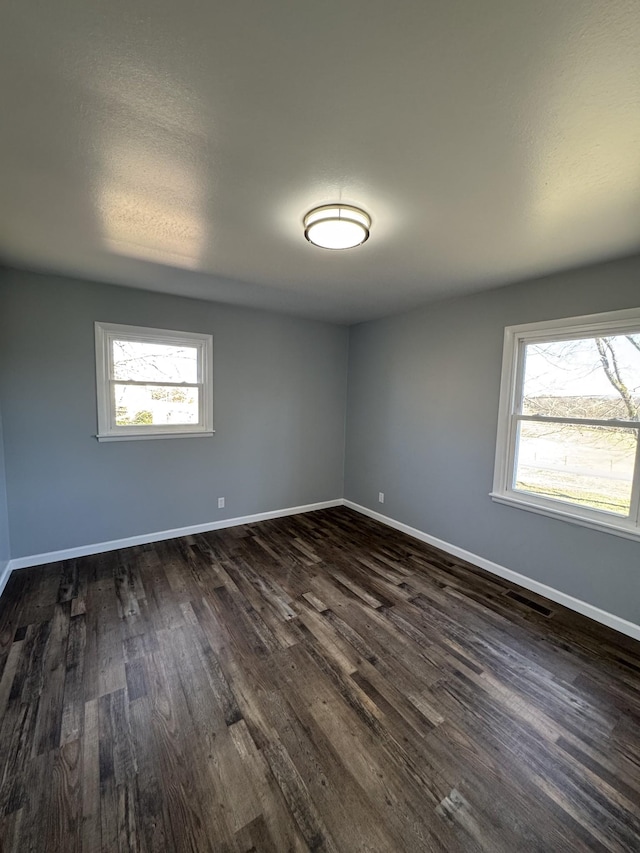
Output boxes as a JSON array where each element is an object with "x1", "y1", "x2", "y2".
[{"x1": 0, "y1": 507, "x2": 639, "y2": 852}]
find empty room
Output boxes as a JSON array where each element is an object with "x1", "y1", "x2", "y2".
[{"x1": 1, "y1": 1, "x2": 639, "y2": 851}]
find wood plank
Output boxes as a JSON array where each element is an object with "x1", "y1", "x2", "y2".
[{"x1": 0, "y1": 506, "x2": 638, "y2": 851}]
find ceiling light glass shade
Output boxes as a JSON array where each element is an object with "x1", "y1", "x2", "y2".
[{"x1": 304, "y1": 204, "x2": 370, "y2": 250}]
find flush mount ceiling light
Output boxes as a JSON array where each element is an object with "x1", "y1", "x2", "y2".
[{"x1": 304, "y1": 204, "x2": 371, "y2": 250}]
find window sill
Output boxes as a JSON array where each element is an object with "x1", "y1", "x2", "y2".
[
  {"x1": 96, "y1": 431, "x2": 215, "y2": 442},
  {"x1": 490, "y1": 491, "x2": 640, "y2": 543}
]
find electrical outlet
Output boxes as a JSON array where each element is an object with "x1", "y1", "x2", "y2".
[
  {"x1": 378, "y1": 492, "x2": 384, "y2": 503},
  {"x1": 218, "y1": 497, "x2": 225, "y2": 509}
]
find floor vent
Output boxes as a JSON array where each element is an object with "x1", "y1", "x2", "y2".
[
  {"x1": 615, "y1": 655, "x2": 640, "y2": 674},
  {"x1": 506, "y1": 590, "x2": 552, "y2": 616}
]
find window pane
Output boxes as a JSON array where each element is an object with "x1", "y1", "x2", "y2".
[
  {"x1": 114, "y1": 384, "x2": 199, "y2": 426},
  {"x1": 112, "y1": 340, "x2": 198, "y2": 383},
  {"x1": 514, "y1": 421, "x2": 636, "y2": 516},
  {"x1": 522, "y1": 334, "x2": 640, "y2": 421}
]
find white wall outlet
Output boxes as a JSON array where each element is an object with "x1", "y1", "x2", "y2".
[
  {"x1": 218, "y1": 497, "x2": 225, "y2": 509},
  {"x1": 378, "y1": 492, "x2": 384, "y2": 503}
]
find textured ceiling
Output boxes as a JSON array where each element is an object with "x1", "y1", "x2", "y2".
[{"x1": 1, "y1": 1, "x2": 639, "y2": 323}]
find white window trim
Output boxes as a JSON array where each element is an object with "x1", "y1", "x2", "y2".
[
  {"x1": 95, "y1": 322, "x2": 214, "y2": 442},
  {"x1": 491, "y1": 307, "x2": 640, "y2": 542}
]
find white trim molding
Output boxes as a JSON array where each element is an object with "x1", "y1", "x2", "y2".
[
  {"x1": 4, "y1": 497, "x2": 639, "y2": 644},
  {"x1": 6, "y1": 500, "x2": 343, "y2": 572},
  {"x1": 344, "y1": 500, "x2": 640, "y2": 643},
  {"x1": 0, "y1": 561, "x2": 11, "y2": 599},
  {"x1": 95, "y1": 321, "x2": 214, "y2": 442},
  {"x1": 490, "y1": 491, "x2": 640, "y2": 543},
  {"x1": 492, "y1": 307, "x2": 640, "y2": 542}
]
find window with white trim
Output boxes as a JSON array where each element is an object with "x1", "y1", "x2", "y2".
[
  {"x1": 492, "y1": 308, "x2": 640, "y2": 541},
  {"x1": 95, "y1": 322, "x2": 213, "y2": 441}
]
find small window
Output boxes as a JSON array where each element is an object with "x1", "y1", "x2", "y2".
[
  {"x1": 95, "y1": 322, "x2": 213, "y2": 441},
  {"x1": 492, "y1": 308, "x2": 640, "y2": 541}
]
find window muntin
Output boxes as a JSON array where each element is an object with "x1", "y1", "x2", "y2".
[
  {"x1": 95, "y1": 323, "x2": 213, "y2": 441},
  {"x1": 492, "y1": 309, "x2": 640, "y2": 540}
]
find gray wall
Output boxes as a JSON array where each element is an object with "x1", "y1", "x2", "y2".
[
  {"x1": 3, "y1": 256, "x2": 640, "y2": 625},
  {"x1": 345, "y1": 254, "x2": 640, "y2": 625},
  {"x1": 0, "y1": 269, "x2": 348, "y2": 557},
  {"x1": 0, "y1": 401, "x2": 10, "y2": 573}
]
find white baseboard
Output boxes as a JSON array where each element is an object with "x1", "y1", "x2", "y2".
[
  {"x1": 6, "y1": 499, "x2": 343, "y2": 573},
  {"x1": 0, "y1": 560, "x2": 11, "y2": 599},
  {"x1": 4, "y1": 497, "x2": 639, "y2": 643},
  {"x1": 344, "y1": 500, "x2": 640, "y2": 643}
]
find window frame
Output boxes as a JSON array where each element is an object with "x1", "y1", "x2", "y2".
[
  {"x1": 491, "y1": 307, "x2": 640, "y2": 542},
  {"x1": 95, "y1": 321, "x2": 214, "y2": 442}
]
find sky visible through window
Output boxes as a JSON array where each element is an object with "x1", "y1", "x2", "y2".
[
  {"x1": 522, "y1": 334, "x2": 640, "y2": 404},
  {"x1": 113, "y1": 340, "x2": 198, "y2": 383},
  {"x1": 112, "y1": 340, "x2": 199, "y2": 426}
]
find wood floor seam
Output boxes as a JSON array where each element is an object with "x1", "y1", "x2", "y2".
[{"x1": 0, "y1": 506, "x2": 638, "y2": 852}]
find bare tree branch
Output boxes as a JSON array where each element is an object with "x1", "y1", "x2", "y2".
[{"x1": 595, "y1": 337, "x2": 637, "y2": 420}]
